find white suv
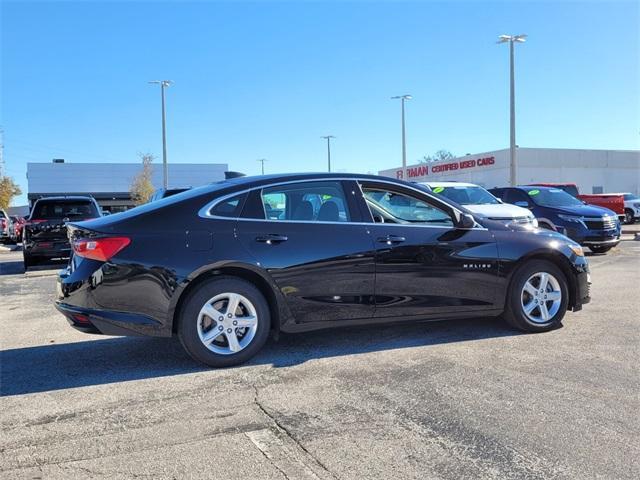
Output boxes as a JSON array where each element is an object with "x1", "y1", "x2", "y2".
[
  {"x1": 622, "y1": 193, "x2": 640, "y2": 224},
  {"x1": 422, "y1": 181, "x2": 537, "y2": 227}
]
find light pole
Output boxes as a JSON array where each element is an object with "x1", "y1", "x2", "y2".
[
  {"x1": 391, "y1": 95, "x2": 412, "y2": 179},
  {"x1": 321, "y1": 135, "x2": 335, "y2": 172},
  {"x1": 257, "y1": 158, "x2": 267, "y2": 175},
  {"x1": 149, "y1": 80, "x2": 173, "y2": 189},
  {"x1": 497, "y1": 34, "x2": 526, "y2": 187}
]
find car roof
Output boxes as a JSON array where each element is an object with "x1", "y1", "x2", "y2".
[
  {"x1": 34, "y1": 195, "x2": 97, "y2": 202},
  {"x1": 423, "y1": 181, "x2": 479, "y2": 188},
  {"x1": 515, "y1": 186, "x2": 563, "y2": 191},
  {"x1": 210, "y1": 172, "x2": 428, "y2": 190}
]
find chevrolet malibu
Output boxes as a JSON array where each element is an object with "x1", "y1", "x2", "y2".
[{"x1": 56, "y1": 173, "x2": 591, "y2": 367}]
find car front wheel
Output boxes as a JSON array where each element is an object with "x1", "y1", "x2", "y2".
[
  {"x1": 503, "y1": 260, "x2": 569, "y2": 332},
  {"x1": 178, "y1": 277, "x2": 271, "y2": 367}
]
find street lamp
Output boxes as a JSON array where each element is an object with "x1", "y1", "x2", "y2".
[
  {"x1": 497, "y1": 34, "x2": 526, "y2": 187},
  {"x1": 257, "y1": 158, "x2": 267, "y2": 175},
  {"x1": 149, "y1": 80, "x2": 173, "y2": 189},
  {"x1": 391, "y1": 94, "x2": 412, "y2": 179},
  {"x1": 321, "y1": 135, "x2": 335, "y2": 172}
]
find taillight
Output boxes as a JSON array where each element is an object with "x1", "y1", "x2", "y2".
[
  {"x1": 0, "y1": 219, "x2": 5, "y2": 229},
  {"x1": 73, "y1": 237, "x2": 131, "y2": 262}
]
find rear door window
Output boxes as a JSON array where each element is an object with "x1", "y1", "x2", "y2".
[
  {"x1": 259, "y1": 181, "x2": 351, "y2": 222},
  {"x1": 32, "y1": 200, "x2": 99, "y2": 219}
]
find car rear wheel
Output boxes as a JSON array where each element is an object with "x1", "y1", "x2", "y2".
[
  {"x1": 624, "y1": 209, "x2": 634, "y2": 224},
  {"x1": 503, "y1": 260, "x2": 568, "y2": 332},
  {"x1": 23, "y1": 253, "x2": 39, "y2": 269},
  {"x1": 178, "y1": 277, "x2": 271, "y2": 367}
]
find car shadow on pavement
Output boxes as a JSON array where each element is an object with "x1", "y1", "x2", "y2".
[
  {"x1": 1, "y1": 317, "x2": 520, "y2": 397},
  {"x1": 0, "y1": 258, "x2": 68, "y2": 276}
]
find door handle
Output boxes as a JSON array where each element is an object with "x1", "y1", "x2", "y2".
[
  {"x1": 377, "y1": 235, "x2": 406, "y2": 245},
  {"x1": 255, "y1": 234, "x2": 288, "y2": 244}
]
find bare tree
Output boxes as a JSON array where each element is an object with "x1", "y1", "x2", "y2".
[
  {"x1": 421, "y1": 149, "x2": 455, "y2": 163},
  {"x1": 0, "y1": 175, "x2": 21, "y2": 211},
  {"x1": 129, "y1": 153, "x2": 155, "y2": 205}
]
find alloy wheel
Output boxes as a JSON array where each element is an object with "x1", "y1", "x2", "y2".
[
  {"x1": 197, "y1": 292, "x2": 258, "y2": 355},
  {"x1": 520, "y1": 272, "x2": 562, "y2": 324}
]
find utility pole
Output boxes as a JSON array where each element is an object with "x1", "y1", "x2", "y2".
[
  {"x1": 497, "y1": 34, "x2": 526, "y2": 187},
  {"x1": 321, "y1": 136, "x2": 335, "y2": 172},
  {"x1": 257, "y1": 158, "x2": 267, "y2": 175},
  {"x1": 391, "y1": 95, "x2": 412, "y2": 179},
  {"x1": 148, "y1": 80, "x2": 173, "y2": 189},
  {"x1": 0, "y1": 127, "x2": 4, "y2": 178}
]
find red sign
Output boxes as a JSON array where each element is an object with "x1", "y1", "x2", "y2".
[{"x1": 395, "y1": 156, "x2": 495, "y2": 179}]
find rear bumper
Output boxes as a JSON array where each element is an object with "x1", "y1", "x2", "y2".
[
  {"x1": 55, "y1": 302, "x2": 168, "y2": 337},
  {"x1": 24, "y1": 240, "x2": 71, "y2": 258}
]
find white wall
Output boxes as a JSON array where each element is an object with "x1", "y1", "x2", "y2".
[
  {"x1": 27, "y1": 162, "x2": 228, "y2": 194},
  {"x1": 517, "y1": 149, "x2": 640, "y2": 194},
  {"x1": 379, "y1": 148, "x2": 640, "y2": 194}
]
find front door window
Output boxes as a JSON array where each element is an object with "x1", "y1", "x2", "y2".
[{"x1": 363, "y1": 188, "x2": 453, "y2": 226}]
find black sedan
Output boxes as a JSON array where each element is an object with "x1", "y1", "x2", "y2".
[{"x1": 56, "y1": 173, "x2": 591, "y2": 367}]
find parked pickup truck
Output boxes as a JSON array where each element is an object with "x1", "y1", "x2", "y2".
[
  {"x1": 23, "y1": 196, "x2": 102, "y2": 268},
  {"x1": 528, "y1": 183, "x2": 625, "y2": 222}
]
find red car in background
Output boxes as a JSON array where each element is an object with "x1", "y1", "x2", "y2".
[
  {"x1": 10, "y1": 216, "x2": 26, "y2": 242},
  {"x1": 528, "y1": 183, "x2": 625, "y2": 222}
]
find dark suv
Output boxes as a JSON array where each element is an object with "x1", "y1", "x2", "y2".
[
  {"x1": 490, "y1": 186, "x2": 621, "y2": 253},
  {"x1": 23, "y1": 196, "x2": 101, "y2": 267}
]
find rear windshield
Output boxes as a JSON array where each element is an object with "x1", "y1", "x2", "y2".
[
  {"x1": 32, "y1": 200, "x2": 99, "y2": 219},
  {"x1": 0, "y1": 211, "x2": 5, "y2": 218}
]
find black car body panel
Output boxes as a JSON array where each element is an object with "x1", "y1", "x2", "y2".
[{"x1": 56, "y1": 173, "x2": 591, "y2": 338}]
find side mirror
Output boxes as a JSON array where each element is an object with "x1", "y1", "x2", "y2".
[
  {"x1": 514, "y1": 201, "x2": 531, "y2": 208},
  {"x1": 457, "y1": 213, "x2": 476, "y2": 229}
]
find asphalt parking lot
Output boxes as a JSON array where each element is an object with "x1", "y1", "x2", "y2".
[{"x1": 1, "y1": 233, "x2": 639, "y2": 480}]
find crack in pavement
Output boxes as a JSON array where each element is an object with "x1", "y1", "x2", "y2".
[{"x1": 251, "y1": 385, "x2": 339, "y2": 480}]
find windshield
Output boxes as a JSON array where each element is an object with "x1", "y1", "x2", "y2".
[
  {"x1": 522, "y1": 188, "x2": 584, "y2": 207},
  {"x1": 623, "y1": 194, "x2": 639, "y2": 201},
  {"x1": 432, "y1": 185, "x2": 498, "y2": 205}
]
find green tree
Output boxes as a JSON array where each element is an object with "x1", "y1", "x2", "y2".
[
  {"x1": 129, "y1": 153, "x2": 155, "y2": 205},
  {"x1": 0, "y1": 176, "x2": 22, "y2": 211}
]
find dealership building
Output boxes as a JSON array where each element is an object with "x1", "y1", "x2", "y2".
[
  {"x1": 27, "y1": 160, "x2": 228, "y2": 212},
  {"x1": 379, "y1": 148, "x2": 640, "y2": 195}
]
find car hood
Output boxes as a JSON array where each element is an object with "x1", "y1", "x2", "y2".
[
  {"x1": 544, "y1": 204, "x2": 617, "y2": 217},
  {"x1": 465, "y1": 203, "x2": 533, "y2": 219}
]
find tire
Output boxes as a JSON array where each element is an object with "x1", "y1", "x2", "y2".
[
  {"x1": 177, "y1": 276, "x2": 271, "y2": 367},
  {"x1": 624, "y1": 209, "x2": 634, "y2": 225},
  {"x1": 23, "y1": 253, "x2": 39, "y2": 269},
  {"x1": 589, "y1": 245, "x2": 613, "y2": 254},
  {"x1": 503, "y1": 260, "x2": 569, "y2": 333}
]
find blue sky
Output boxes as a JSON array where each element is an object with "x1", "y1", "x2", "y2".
[{"x1": 2, "y1": 0, "x2": 638, "y2": 205}]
